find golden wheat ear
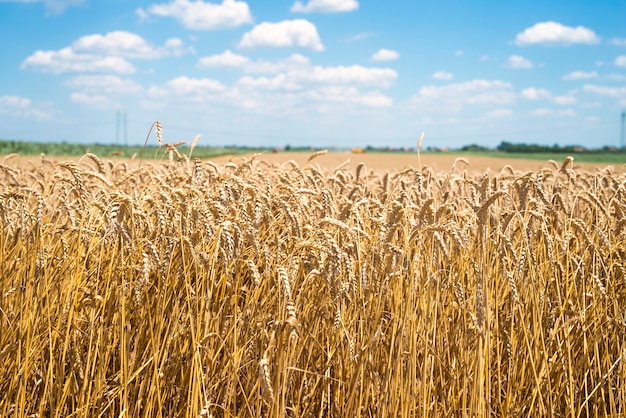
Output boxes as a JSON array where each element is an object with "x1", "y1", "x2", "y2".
[
  {"x1": 417, "y1": 131, "x2": 424, "y2": 171},
  {"x1": 138, "y1": 120, "x2": 162, "y2": 168}
]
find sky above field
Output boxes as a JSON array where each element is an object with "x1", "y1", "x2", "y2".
[{"x1": 1, "y1": 0, "x2": 626, "y2": 149}]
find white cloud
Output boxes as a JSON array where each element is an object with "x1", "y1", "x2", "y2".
[
  {"x1": 515, "y1": 21, "x2": 599, "y2": 46},
  {"x1": 581, "y1": 85, "x2": 626, "y2": 108},
  {"x1": 610, "y1": 38, "x2": 626, "y2": 47},
  {"x1": 519, "y1": 87, "x2": 577, "y2": 105},
  {"x1": 146, "y1": 79, "x2": 393, "y2": 115},
  {"x1": 432, "y1": 71, "x2": 453, "y2": 80},
  {"x1": 70, "y1": 92, "x2": 115, "y2": 108},
  {"x1": 20, "y1": 31, "x2": 192, "y2": 74},
  {"x1": 553, "y1": 95, "x2": 577, "y2": 105},
  {"x1": 507, "y1": 55, "x2": 533, "y2": 69},
  {"x1": 197, "y1": 52, "x2": 311, "y2": 74},
  {"x1": 407, "y1": 79, "x2": 515, "y2": 112},
  {"x1": 245, "y1": 54, "x2": 311, "y2": 74},
  {"x1": 166, "y1": 76, "x2": 226, "y2": 94},
  {"x1": 147, "y1": 76, "x2": 231, "y2": 106},
  {"x1": 371, "y1": 49, "x2": 399, "y2": 62},
  {"x1": 559, "y1": 109, "x2": 576, "y2": 117},
  {"x1": 529, "y1": 108, "x2": 577, "y2": 117},
  {"x1": 64, "y1": 75, "x2": 143, "y2": 94},
  {"x1": 238, "y1": 74, "x2": 301, "y2": 91},
  {"x1": 562, "y1": 70, "x2": 598, "y2": 80},
  {"x1": 304, "y1": 86, "x2": 391, "y2": 107},
  {"x1": 583, "y1": 84, "x2": 626, "y2": 98},
  {"x1": 238, "y1": 64, "x2": 397, "y2": 89},
  {"x1": 21, "y1": 47, "x2": 135, "y2": 74},
  {"x1": 71, "y1": 31, "x2": 192, "y2": 58},
  {"x1": 520, "y1": 87, "x2": 551, "y2": 100},
  {"x1": 291, "y1": 0, "x2": 358, "y2": 13},
  {"x1": 0, "y1": 95, "x2": 31, "y2": 109},
  {"x1": 1, "y1": 0, "x2": 84, "y2": 15},
  {"x1": 454, "y1": 50, "x2": 464, "y2": 56},
  {"x1": 0, "y1": 94, "x2": 52, "y2": 120},
  {"x1": 344, "y1": 32, "x2": 374, "y2": 43},
  {"x1": 239, "y1": 20, "x2": 325, "y2": 51},
  {"x1": 606, "y1": 73, "x2": 626, "y2": 81},
  {"x1": 531, "y1": 108, "x2": 552, "y2": 116},
  {"x1": 197, "y1": 50, "x2": 250, "y2": 68},
  {"x1": 138, "y1": 0, "x2": 252, "y2": 30},
  {"x1": 298, "y1": 65, "x2": 397, "y2": 87},
  {"x1": 486, "y1": 108, "x2": 512, "y2": 118},
  {"x1": 616, "y1": 56, "x2": 626, "y2": 67}
]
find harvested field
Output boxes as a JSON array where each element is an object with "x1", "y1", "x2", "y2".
[{"x1": 1, "y1": 150, "x2": 626, "y2": 416}]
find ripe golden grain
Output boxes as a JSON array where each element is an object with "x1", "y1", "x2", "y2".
[{"x1": 1, "y1": 147, "x2": 626, "y2": 417}]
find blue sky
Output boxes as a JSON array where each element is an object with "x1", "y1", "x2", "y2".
[{"x1": 1, "y1": 0, "x2": 626, "y2": 149}]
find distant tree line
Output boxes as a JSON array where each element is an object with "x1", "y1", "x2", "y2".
[{"x1": 460, "y1": 141, "x2": 623, "y2": 154}]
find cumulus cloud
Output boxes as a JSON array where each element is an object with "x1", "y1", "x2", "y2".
[
  {"x1": 407, "y1": 79, "x2": 515, "y2": 112},
  {"x1": 1, "y1": 0, "x2": 84, "y2": 15},
  {"x1": 583, "y1": 84, "x2": 626, "y2": 98},
  {"x1": 296, "y1": 65, "x2": 396, "y2": 87},
  {"x1": 0, "y1": 95, "x2": 31, "y2": 109},
  {"x1": 0, "y1": 94, "x2": 52, "y2": 119},
  {"x1": 20, "y1": 31, "x2": 192, "y2": 74},
  {"x1": 70, "y1": 92, "x2": 115, "y2": 108},
  {"x1": 304, "y1": 86, "x2": 391, "y2": 107},
  {"x1": 607, "y1": 73, "x2": 626, "y2": 81},
  {"x1": 344, "y1": 32, "x2": 374, "y2": 43},
  {"x1": 515, "y1": 21, "x2": 599, "y2": 46},
  {"x1": 520, "y1": 87, "x2": 577, "y2": 105},
  {"x1": 197, "y1": 50, "x2": 251, "y2": 68},
  {"x1": 559, "y1": 109, "x2": 576, "y2": 117},
  {"x1": 150, "y1": 53, "x2": 397, "y2": 113},
  {"x1": 507, "y1": 55, "x2": 533, "y2": 69},
  {"x1": 137, "y1": 0, "x2": 252, "y2": 30},
  {"x1": 198, "y1": 52, "x2": 312, "y2": 73},
  {"x1": 72, "y1": 31, "x2": 192, "y2": 58},
  {"x1": 237, "y1": 74, "x2": 301, "y2": 91},
  {"x1": 531, "y1": 108, "x2": 552, "y2": 116},
  {"x1": 562, "y1": 70, "x2": 598, "y2": 80},
  {"x1": 291, "y1": 0, "x2": 358, "y2": 13},
  {"x1": 64, "y1": 75, "x2": 143, "y2": 94},
  {"x1": 616, "y1": 56, "x2": 626, "y2": 67},
  {"x1": 166, "y1": 76, "x2": 226, "y2": 94},
  {"x1": 486, "y1": 108, "x2": 512, "y2": 118},
  {"x1": 245, "y1": 54, "x2": 311, "y2": 73},
  {"x1": 21, "y1": 47, "x2": 136, "y2": 74},
  {"x1": 371, "y1": 49, "x2": 399, "y2": 62},
  {"x1": 239, "y1": 20, "x2": 325, "y2": 51},
  {"x1": 553, "y1": 95, "x2": 576, "y2": 105},
  {"x1": 432, "y1": 71, "x2": 453, "y2": 80},
  {"x1": 610, "y1": 38, "x2": 626, "y2": 47},
  {"x1": 238, "y1": 65, "x2": 397, "y2": 89},
  {"x1": 520, "y1": 87, "x2": 551, "y2": 100}
]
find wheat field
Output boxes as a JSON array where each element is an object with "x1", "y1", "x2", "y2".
[{"x1": 1, "y1": 142, "x2": 626, "y2": 417}]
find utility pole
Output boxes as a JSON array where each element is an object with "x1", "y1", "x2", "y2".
[
  {"x1": 123, "y1": 111, "x2": 128, "y2": 146},
  {"x1": 116, "y1": 110, "x2": 120, "y2": 144},
  {"x1": 116, "y1": 110, "x2": 128, "y2": 145},
  {"x1": 619, "y1": 112, "x2": 626, "y2": 149}
]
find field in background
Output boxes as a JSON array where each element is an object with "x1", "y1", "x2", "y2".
[
  {"x1": 1, "y1": 150, "x2": 626, "y2": 416},
  {"x1": 211, "y1": 151, "x2": 626, "y2": 174},
  {"x1": 7, "y1": 150, "x2": 626, "y2": 175}
]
